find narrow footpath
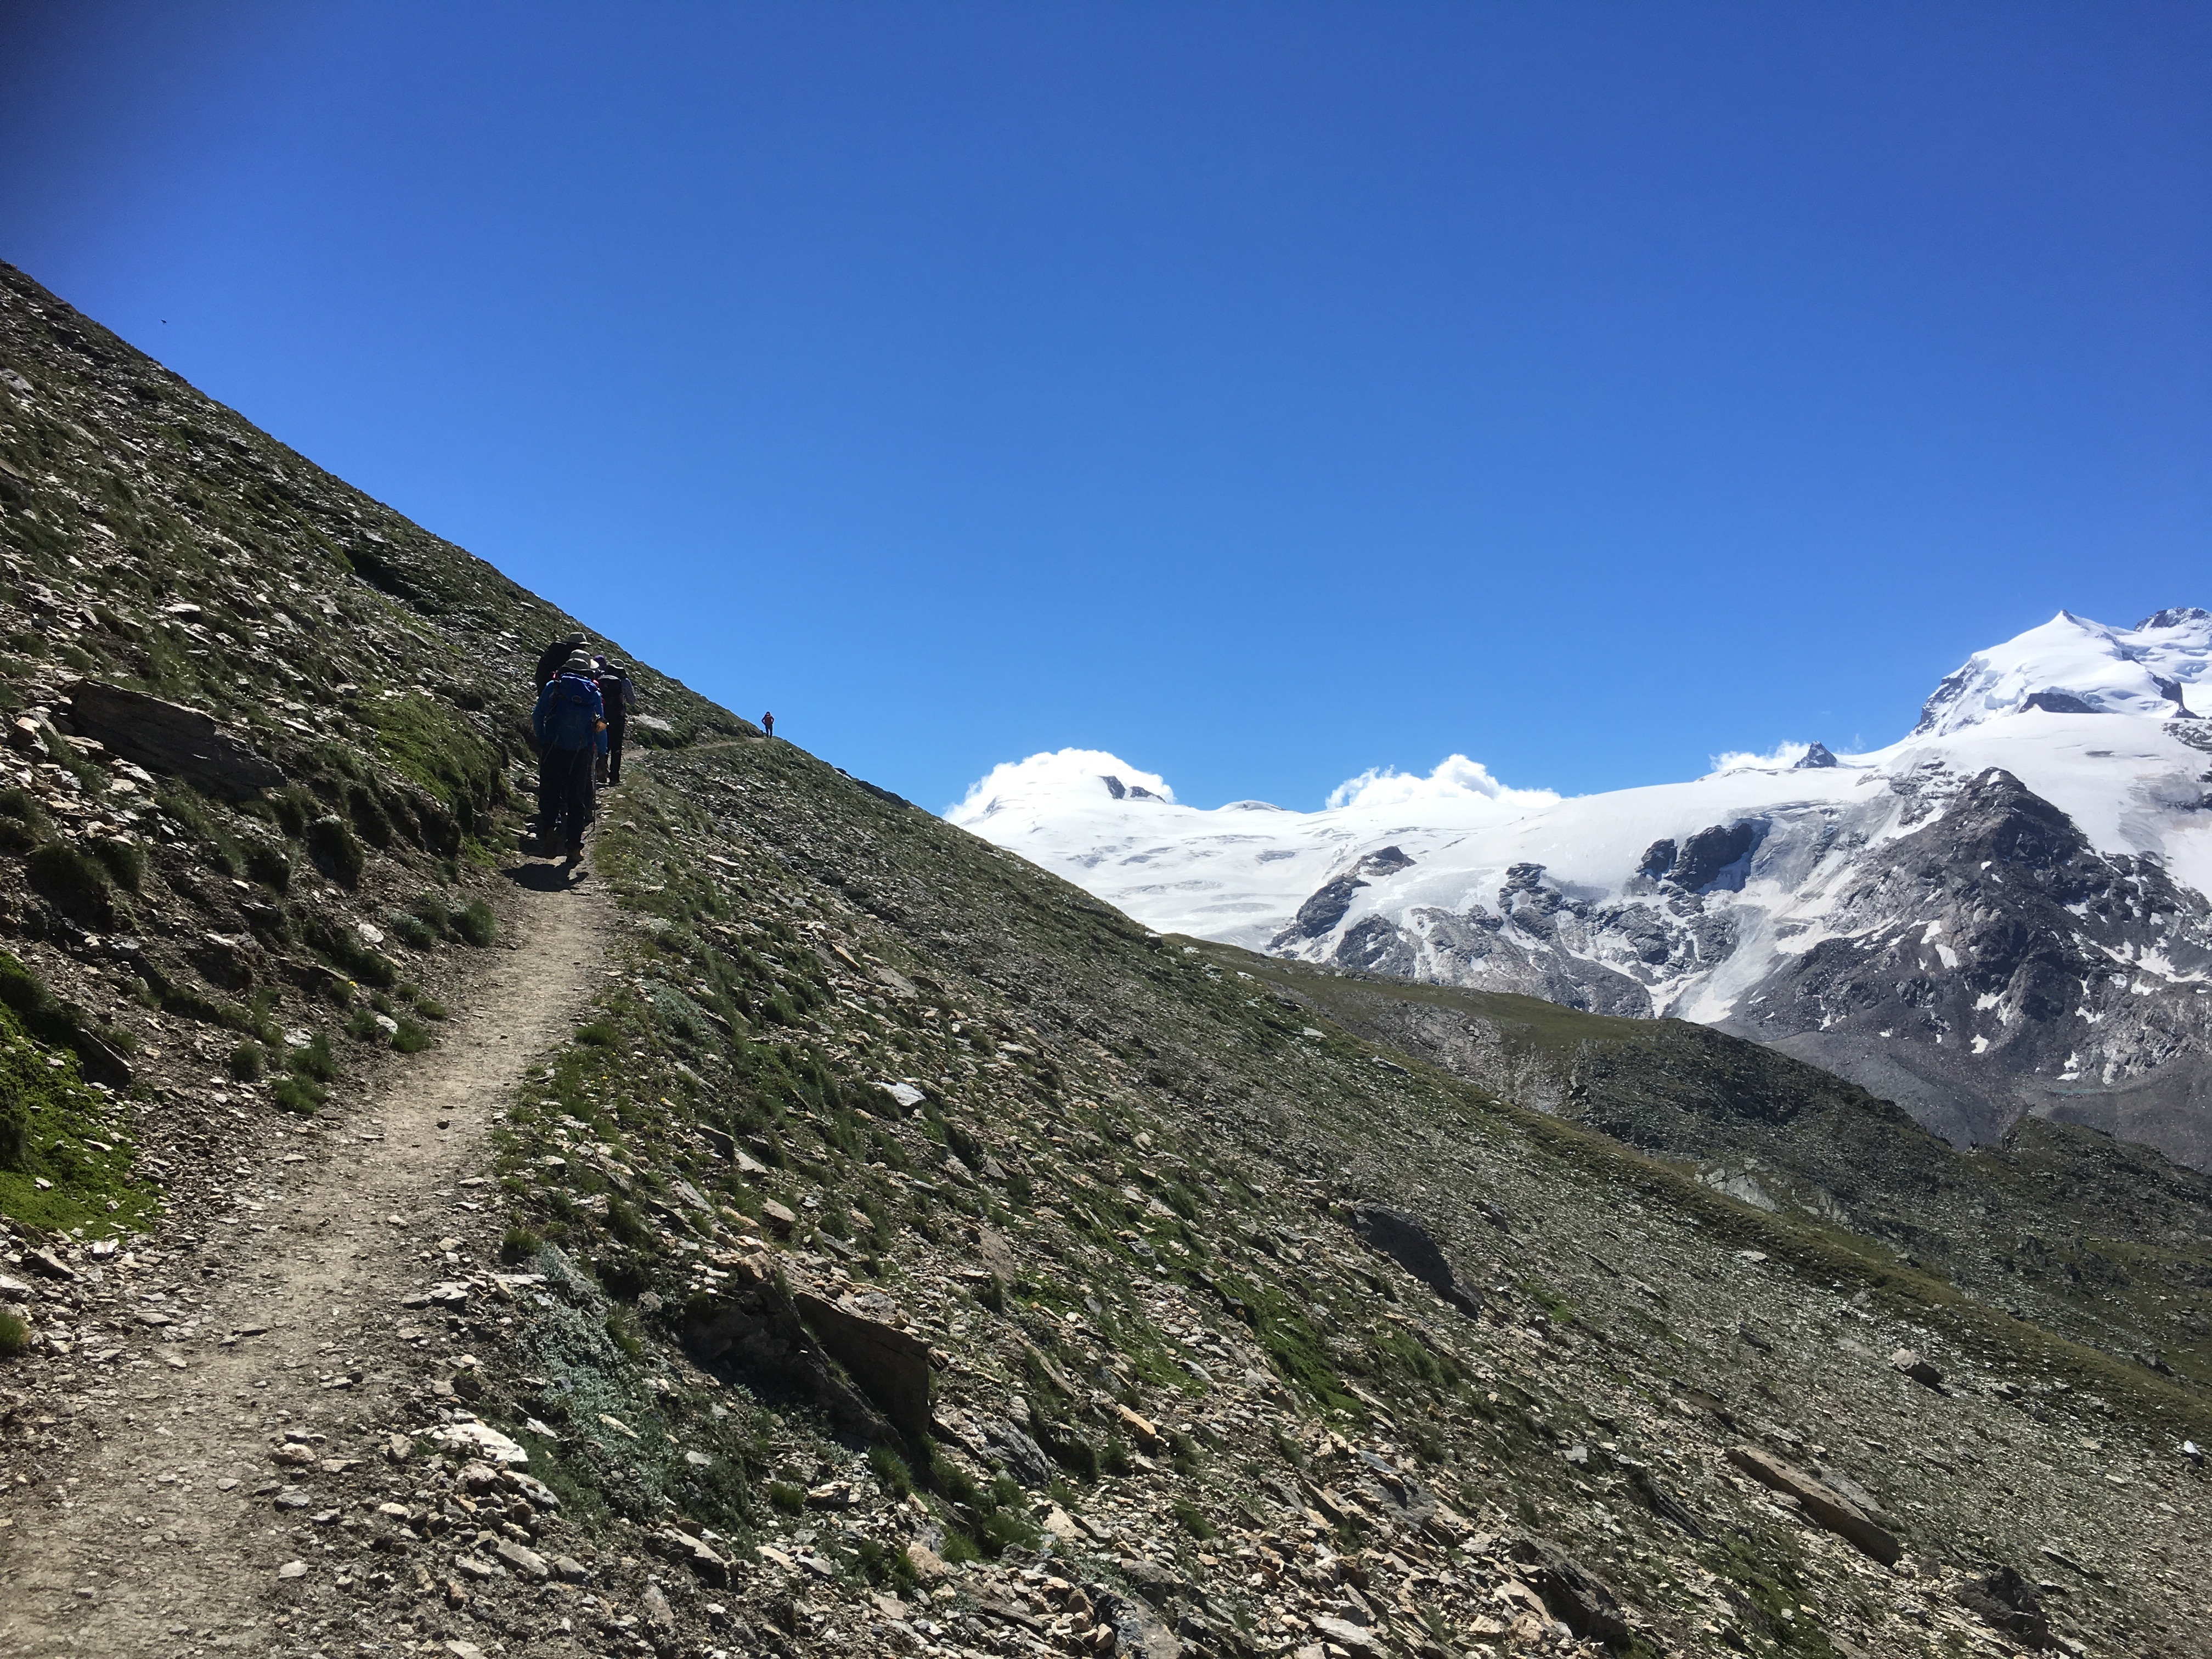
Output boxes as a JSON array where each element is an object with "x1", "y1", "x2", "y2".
[{"x1": 0, "y1": 867, "x2": 614, "y2": 1657}]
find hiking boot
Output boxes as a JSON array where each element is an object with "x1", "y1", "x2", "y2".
[{"x1": 563, "y1": 845, "x2": 584, "y2": 869}]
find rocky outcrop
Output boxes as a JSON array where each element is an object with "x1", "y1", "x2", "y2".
[
  {"x1": 1739, "y1": 766, "x2": 2212, "y2": 1154},
  {"x1": 61, "y1": 681, "x2": 283, "y2": 799},
  {"x1": 1348, "y1": 1204, "x2": 1480, "y2": 1317},
  {"x1": 792, "y1": 1289, "x2": 935, "y2": 1438},
  {"x1": 1956, "y1": 1566, "x2": 2051, "y2": 1648},
  {"x1": 1727, "y1": 1444, "x2": 1903, "y2": 1565},
  {"x1": 1509, "y1": 1534, "x2": 1633, "y2": 1646},
  {"x1": 684, "y1": 1267, "x2": 916, "y2": 1440}
]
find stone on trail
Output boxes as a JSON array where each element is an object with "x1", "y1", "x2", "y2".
[
  {"x1": 658, "y1": 1525, "x2": 732, "y2": 1584},
  {"x1": 1108, "y1": 1592, "x2": 1183, "y2": 1659},
  {"x1": 429, "y1": 1421, "x2": 529, "y2": 1465},
  {"x1": 275, "y1": 1559, "x2": 308, "y2": 1579},
  {"x1": 1889, "y1": 1347, "x2": 1944, "y2": 1387},
  {"x1": 492, "y1": 1537, "x2": 549, "y2": 1579},
  {"x1": 1307, "y1": 1613, "x2": 1380, "y2": 1654}
]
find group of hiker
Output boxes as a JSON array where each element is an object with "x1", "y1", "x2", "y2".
[
  {"x1": 528, "y1": 631, "x2": 780, "y2": 868},
  {"x1": 529, "y1": 633, "x2": 636, "y2": 867}
]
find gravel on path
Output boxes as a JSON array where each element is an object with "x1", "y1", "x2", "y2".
[{"x1": 0, "y1": 862, "x2": 615, "y2": 1657}]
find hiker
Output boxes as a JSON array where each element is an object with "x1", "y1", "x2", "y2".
[
  {"x1": 593, "y1": 656, "x2": 637, "y2": 785},
  {"x1": 533, "y1": 629, "x2": 588, "y2": 689},
  {"x1": 532, "y1": 651, "x2": 606, "y2": 866},
  {"x1": 763, "y1": 710, "x2": 775, "y2": 738}
]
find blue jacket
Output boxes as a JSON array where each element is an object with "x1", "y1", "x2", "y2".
[{"x1": 534, "y1": 673, "x2": 607, "y2": 753}]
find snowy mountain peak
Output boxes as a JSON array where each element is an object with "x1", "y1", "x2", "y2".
[
  {"x1": 955, "y1": 606, "x2": 2212, "y2": 1168},
  {"x1": 1913, "y1": 607, "x2": 2211, "y2": 737}
]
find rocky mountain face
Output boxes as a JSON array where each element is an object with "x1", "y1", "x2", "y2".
[
  {"x1": 1733, "y1": 763, "x2": 2212, "y2": 1158},
  {"x1": 960, "y1": 616, "x2": 2212, "y2": 1171},
  {"x1": 4, "y1": 263, "x2": 2212, "y2": 1659}
]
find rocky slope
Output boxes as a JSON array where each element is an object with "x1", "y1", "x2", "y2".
[
  {"x1": 1217, "y1": 955, "x2": 2212, "y2": 1395},
  {"x1": 3, "y1": 261, "x2": 2212, "y2": 1659},
  {"x1": 954, "y1": 616, "x2": 2212, "y2": 1169}
]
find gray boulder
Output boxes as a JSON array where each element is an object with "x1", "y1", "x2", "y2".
[
  {"x1": 65, "y1": 681, "x2": 283, "y2": 799},
  {"x1": 1348, "y1": 1204, "x2": 1481, "y2": 1317},
  {"x1": 792, "y1": 1290, "x2": 935, "y2": 1438}
]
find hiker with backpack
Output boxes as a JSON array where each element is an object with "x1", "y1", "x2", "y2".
[
  {"x1": 593, "y1": 656, "x2": 637, "y2": 786},
  {"x1": 532, "y1": 651, "x2": 606, "y2": 866},
  {"x1": 534, "y1": 629, "x2": 588, "y2": 689}
]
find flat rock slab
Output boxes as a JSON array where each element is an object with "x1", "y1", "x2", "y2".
[
  {"x1": 1729, "y1": 1443, "x2": 1902, "y2": 1565},
  {"x1": 67, "y1": 680, "x2": 283, "y2": 798},
  {"x1": 791, "y1": 1290, "x2": 934, "y2": 1438}
]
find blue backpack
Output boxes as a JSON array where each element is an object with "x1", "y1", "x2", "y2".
[{"x1": 536, "y1": 673, "x2": 603, "y2": 751}]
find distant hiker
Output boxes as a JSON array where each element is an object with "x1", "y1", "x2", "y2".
[
  {"x1": 593, "y1": 656, "x2": 637, "y2": 785},
  {"x1": 532, "y1": 651, "x2": 606, "y2": 866},
  {"x1": 534, "y1": 630, "x2": 588, "y2": 689},
  {"x1": 762, "y1": 710, "x2": 774, "y2": 738}
]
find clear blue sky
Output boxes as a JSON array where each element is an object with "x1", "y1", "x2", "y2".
[{"x1": 4, "y1": 2, "x2": 2207, "y2": 810}]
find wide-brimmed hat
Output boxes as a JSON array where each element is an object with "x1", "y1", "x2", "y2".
[{"x1": 562, "y1": 653, "x2": 592, "y2": 674}]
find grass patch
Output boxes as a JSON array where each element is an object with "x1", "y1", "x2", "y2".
[
  {"x1": 869, "y1": 1442, "x2": 913, "y2": 1499},
  {"x1": 456, "y1": 899, "x2": 497, "y2": 946},
  {"x1": 0, "y1": 1310, "x2": 26, "y2": 1357},
  {"x1": 0, "y1": 1002, "x2": 159, "y2": 1235},
  {"x1": 357, "y1": 690, "x2": 503, "y2": 835},
  {"x1": 272, "y1": 1077, "x2": 326, "y2": 1114},
  {"x1": 1171, "y1": 1496, "x2": 1216, "y2": 1539},
  {"x1": 304, "y1": 814, "x2": 365, "y2": 887},
  {"x1": 88, "y1": 836, "x2": 145, "y2": 891}
]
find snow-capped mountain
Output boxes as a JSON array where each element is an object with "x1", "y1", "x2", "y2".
[{"x1": 952, "y1": 609, "x2": 2212, "y2": 1165}]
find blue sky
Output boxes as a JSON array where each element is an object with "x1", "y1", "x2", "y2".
[{"x1": 3, "y1": 2, "x2": 2207, "y2": 811}]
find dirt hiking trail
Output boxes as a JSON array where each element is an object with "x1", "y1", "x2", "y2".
[{"x1": 1, "y1": 867, "x2": 615, "y2": 1657}]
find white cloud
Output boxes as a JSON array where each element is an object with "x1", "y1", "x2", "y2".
[
  {"x1": 1325, "y1": 753, "x2": 1560, "y2": 812},
  {"x1": 947, "y1": 747, "x2": 1175, "y2": 824},
  {"x1": 1707, "y1": 741, "x2": 1811, "y2": 775}
]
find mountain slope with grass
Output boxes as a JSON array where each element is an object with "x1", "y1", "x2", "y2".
[{"x1": 2, "y1": 260, "x2": 2210, "y2": 1659}]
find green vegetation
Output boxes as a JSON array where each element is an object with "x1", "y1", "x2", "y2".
[
  {"x1": 305, "y1": 814, "x2": 364, "y2": 887},
  {"x1": 0, "y1": 1001, "x2": 158, "y2": 1235},
  {"x1": 456, "y1": 899, "x2": 498, "y2": 946}
]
